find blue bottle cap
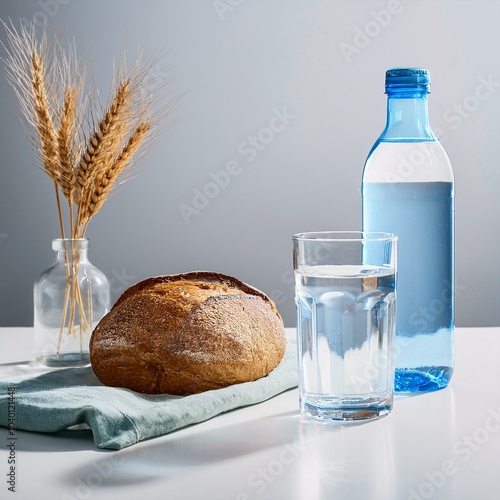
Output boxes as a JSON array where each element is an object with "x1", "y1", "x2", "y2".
[{"x1": 385, "y1": 68, "x2": 430, "y2": 94}]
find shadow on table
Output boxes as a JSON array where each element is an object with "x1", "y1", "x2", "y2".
[
  {"x1": 15, "y1": 427, "x2": 96, "y2": 452},
  {"x1": 53, "y1": 407, "x2": 343, "y2": 491}
]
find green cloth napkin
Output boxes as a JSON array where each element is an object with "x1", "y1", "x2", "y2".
[{"x1": 0, "y1": 343, "x2": 297, "y2": 450}]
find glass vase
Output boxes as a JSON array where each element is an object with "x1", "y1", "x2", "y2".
[{"x1": 34, "y1": 238, "x2": 110, "y2": 366}]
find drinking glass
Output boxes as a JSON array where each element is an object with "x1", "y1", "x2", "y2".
[{"x1": 293, "y1": 231, "x2": 397, "y2": 420}]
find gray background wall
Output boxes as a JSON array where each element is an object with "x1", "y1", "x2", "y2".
[{"x1": 0, "y1": 0, "x2": 499, "y2": 328}]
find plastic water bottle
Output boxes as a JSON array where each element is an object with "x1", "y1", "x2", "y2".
[{"x1": 362, "y1": 68, "x2": 455, "y2": 392}]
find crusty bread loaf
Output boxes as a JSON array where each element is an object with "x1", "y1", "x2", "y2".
[{"x1": 89, "y1": 271, "x2": 286, "y2": 395}]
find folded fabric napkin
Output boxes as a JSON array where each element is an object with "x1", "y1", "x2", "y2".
[{"x1": 0, "y1": 343, "x2": 297, "y2": 450}]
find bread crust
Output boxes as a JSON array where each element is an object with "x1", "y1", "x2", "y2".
[{"x1": 89, "y1": 272, "x2": 286, "y2": 395}]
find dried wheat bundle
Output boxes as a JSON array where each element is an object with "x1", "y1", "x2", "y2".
[{"x1": 1, "y1": 20, "x2": 177, "y2": 239}]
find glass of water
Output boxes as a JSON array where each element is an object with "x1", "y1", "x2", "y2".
[{"x1": 293, "y1": 231, "x2": 398, "y2": 421}]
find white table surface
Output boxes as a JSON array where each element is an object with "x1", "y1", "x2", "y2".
[{"x1": 1, "y1": 326, "x2": 500, "y2": 500}]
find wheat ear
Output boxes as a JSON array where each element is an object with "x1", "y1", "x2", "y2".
[
  {"x1": 74, "y1": 80, "x2": 133, "y2": 196},
  {"x1": 30, "y1": 50, "x2": 68, "y2": 238},
  {"x1": 77, "y1": 120, "x2": 151, "y2": 236},
  {"x1": 57, "y1": 88, "x2": 78, "y2": 198},
  {"x1": 57, "y1": 87, "x2": 81, "y2": 236}
]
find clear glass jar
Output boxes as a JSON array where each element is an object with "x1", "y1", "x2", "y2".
[{"x1": 34, "y1": 238, "x2": 110, "y2": 366}]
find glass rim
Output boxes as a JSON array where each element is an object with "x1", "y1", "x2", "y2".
[
  {"x1": 292, "y1": 231, "x2": 397, "y2": 243},
  {"x1": 52, "y1": 238, "x2": 88, "y2": 242},
  {"x1": 52, "y1": 238, "x2": 89, "y2": 250}
]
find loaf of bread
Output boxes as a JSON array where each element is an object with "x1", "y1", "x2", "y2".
[{"x1": 89, "y1": 271, "x2": 286, "y2": 395}]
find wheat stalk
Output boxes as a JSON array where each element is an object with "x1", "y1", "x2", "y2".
[
  {"x1": 31, "y1": 53, "x2": 59, "y2": 178},
  {"x1": 57, "y1": 89, "x2": 78, "y2": 197},
  {"x1": 31, "y1": 50, "x2": 69, "y2": 239},
  {"x1": 57, "y1": 87, "x2": 80, "y2": 236},
  {"x1": 74, "y1": 79, "x2": 133, "y2": 200},
  {"x1": 77, "y1": 119, "x2": 151, "y2": 236}
]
